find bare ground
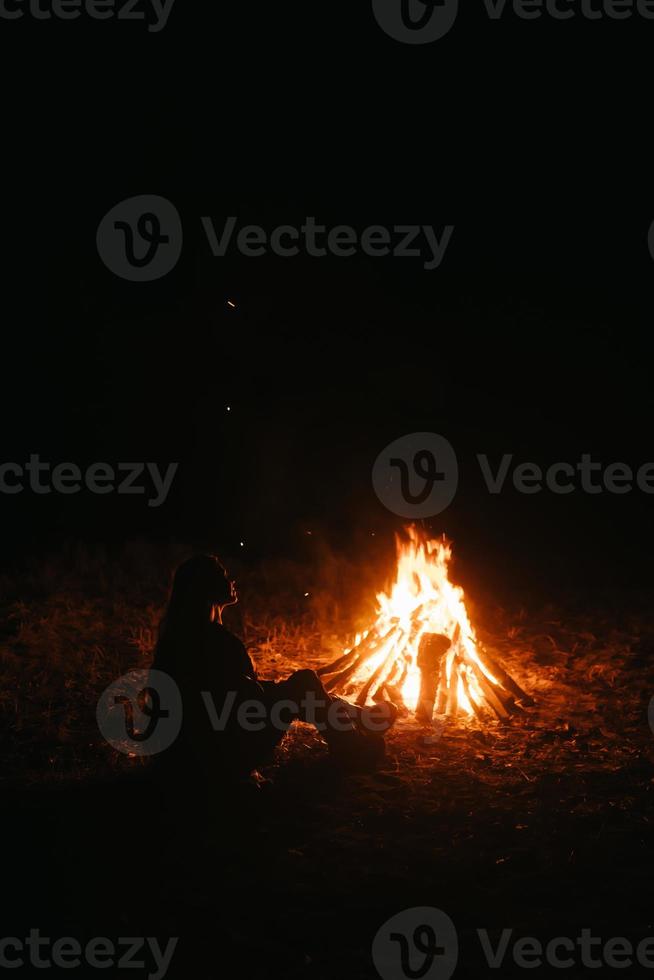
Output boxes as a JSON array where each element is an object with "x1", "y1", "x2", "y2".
[{"x1": 2, "y1": 547, "x2": 654, "y2": 977}]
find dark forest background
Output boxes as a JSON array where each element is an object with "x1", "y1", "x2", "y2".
[
  {"x1": 2, "y1": 201, "x2": 653, "y2": 603},
  {"x1": 0, "y1": 0, "x2": 651, "y2": 606}
]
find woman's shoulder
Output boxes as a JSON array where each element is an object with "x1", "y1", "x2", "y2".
[
  {"x1": 205, "y1": 622, "x2": 256, "y2": 678},
  {"x1": 205, "y1": 621, "x2": 247, "y2": 652}
]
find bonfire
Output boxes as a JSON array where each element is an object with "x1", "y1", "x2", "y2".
[{"x1": 319, "y1": 526, "x2": 533, "y2": 722}]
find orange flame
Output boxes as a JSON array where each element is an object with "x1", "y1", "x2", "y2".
[{"x1": 342, "y1": 526, "x2": 496, "y2": 717}]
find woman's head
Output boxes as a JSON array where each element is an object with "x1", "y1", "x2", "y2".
[
  {"x1": 154, "y1": 555, "x2": 237, "y2": 667},
  {"x1": 170, "y1": 554, "x2": 237, "y2": 614}
]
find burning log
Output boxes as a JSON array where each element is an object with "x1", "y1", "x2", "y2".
[
  {"x1": 316, "y1": 646, "x2": 360, "y2": 679},
  {"x1": 463, "y1": 655, "x2": 512, "y2": 721},
  {"x1": 415, "y1": 632, "x2": 451, "y2": 723},
  {"x1": 477, "y1": 646, "x2": 535, "y2": 708},
  {"x1": 382, "y1": 684, "x2": 410, "y2": 715},
  {"x1": 322, "y1": 629, "x2": 392, "y2": 692},
  {"x1": 321, "y1": 525, "x2": 533, "y2": 728},
  {"x1": 355, "y1": 649, "x2": 396, "y2": 705},
  {"x1": 382, "y1": 660, "x2": 410, "y2": 714},
  {"x1": 383, "y1": 656, "x2": 403, "y2": 690},
  {"x1": 460, "y1": 671, "x2": 485, "y2": 723},
  {"x1": 435, "y1": 656, "x2": 449, "y2": 715},
  {"x1": 446, "y1": 662, "x2": 459, "y2": 718},
  {"x1": 317, "y1": 628, "x2": 382, "y2": 677}
]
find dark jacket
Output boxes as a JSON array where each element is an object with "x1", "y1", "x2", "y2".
[{"x1": 151, "y1": 621, "x2": 275, "y2": 778}]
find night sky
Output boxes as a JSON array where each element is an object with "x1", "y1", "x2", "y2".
[
  {"x1": 0, "y1": 199, "x2": 649, "y2": 599},
  {"x1": 1, "y1": 2, "x2": 651, "y2": 602}
]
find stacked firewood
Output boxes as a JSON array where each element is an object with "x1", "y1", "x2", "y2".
[{"x1": 318, "y1": 622, "x2": 533, "y2": 723}]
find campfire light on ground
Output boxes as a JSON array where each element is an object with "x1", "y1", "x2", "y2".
[{"x1": 319, "y1": 526, "x2": 533, "y2": 723}]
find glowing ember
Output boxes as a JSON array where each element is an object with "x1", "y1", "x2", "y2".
[{"x1": 319, "y1": 525, "x2": 532, "y2": 723}]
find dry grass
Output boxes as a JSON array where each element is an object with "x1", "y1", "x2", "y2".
[
  {"x1": 6, "y1": 543, "x2": 654, "y2": 979},
  {"x1": 2, "y1": 540, "x2": 654, "y2": 791}
]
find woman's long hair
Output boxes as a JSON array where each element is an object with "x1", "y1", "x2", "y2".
[{"x1": 153, "y1": 555, "x2": 231, "y2": 676}]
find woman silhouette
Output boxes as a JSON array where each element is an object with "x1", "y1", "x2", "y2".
[{"x1": 151, "y1": 555, "x2": 395, "y2": 784}]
